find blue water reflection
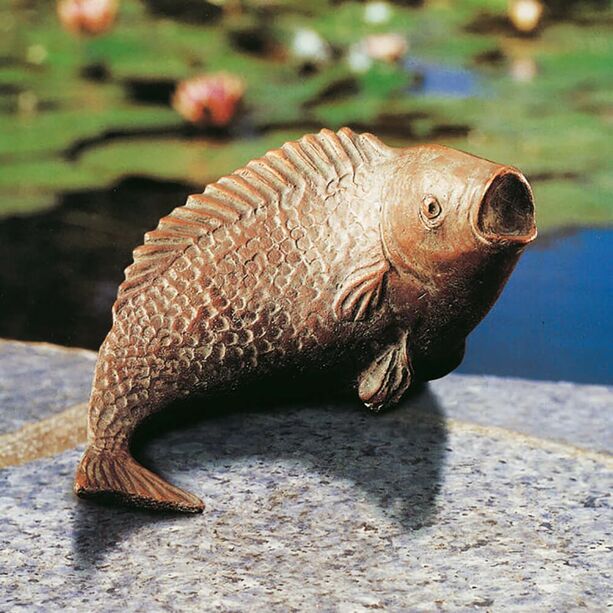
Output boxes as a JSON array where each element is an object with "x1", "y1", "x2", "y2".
[
  {"x1": 459, "y1": 228, "x2": 612, "y2": 384},
  {"x1": 405, "y1": 58, "x2": 481, "y2": 98}
]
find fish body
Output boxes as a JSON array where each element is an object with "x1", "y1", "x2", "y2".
[{"x1": 75, "y1": 128, "x2": 536, "y2": 513}]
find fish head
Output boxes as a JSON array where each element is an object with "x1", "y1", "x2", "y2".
[
  {"x1": 381, "y1": 144, "x2": 537, "y2": 283},
  {"x1": 381, "y1": 144, "x2": 537, "y2": 371}
]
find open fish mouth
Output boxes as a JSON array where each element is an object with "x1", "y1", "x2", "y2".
[{"x1": 477, "y1": 170, "x2": 537, "y2": 245}]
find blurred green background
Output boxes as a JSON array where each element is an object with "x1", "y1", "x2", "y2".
[{"x1": 0, "y1": 0, "x2": 611, "y2": 383}]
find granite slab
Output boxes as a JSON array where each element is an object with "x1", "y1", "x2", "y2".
[
  {"x1": 0, "y1": 340, "x2": 611, "y2": 611},
  {"x1": 0, "y1": 339, "x2": 95, "y2": 434}
]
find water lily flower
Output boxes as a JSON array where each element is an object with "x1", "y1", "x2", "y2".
[
  {"x1": 363, "y1": 1, "x2": 392, "y2": 25},
  {"x1": 17, "y1": 91, "x2": 38, "y2": 116},
  {"x1": 56, "y1": 0, "x2": 118, "y2": 36},
  {"x1": 510, "y1": 57, "x2": 537, "y2": 82},
  {"x1": 291, "y1": 28, "x2": 331, "y2": 65},
  {"x1": 364, "y1": 33, "x2": 408, "y2": 64},
  {"x1": 347, "y1": 42, "x2": 373, "y2": 74},
  {"x1": 172, "y1": 73, "x2": 246, "y2": 128},
  {"x1": 26, "y1": 44, "x2": 48, "y2": 65},
  {"x1": 508, "y1": 0, "x2": 544, "y2": 33}
]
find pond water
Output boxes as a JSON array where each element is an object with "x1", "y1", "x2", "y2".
[
  {"x1": 459, "y1": 227, "x2": 612, "y2": 385},
  {"x1": 405, "y1": 59, "x2": 481, "y2": 98},
  {"x1": 0, "y1": 181, "x2": 609, "y2": 385}
]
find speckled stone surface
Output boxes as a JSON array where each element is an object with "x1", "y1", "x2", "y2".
[
  {"x1": 1, "y1": 341, "x2": 611, "y2": 611},
  {"x1": 0, "y1": 340, "x2": 95, "y2": 434},
  {"x1": 433, "y1": 376, "x2": 613, "y2": 454}
]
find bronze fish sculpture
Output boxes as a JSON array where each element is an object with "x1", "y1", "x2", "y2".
[{"x1": 75, "y1": 128, "x2": 537, "y2": 513}]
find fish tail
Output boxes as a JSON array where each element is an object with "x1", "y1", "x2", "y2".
[{"x1": 74, "y1": 446, "x2": 204, "y2": 513}]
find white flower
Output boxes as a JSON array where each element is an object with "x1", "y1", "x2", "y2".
[
  {"x1": 363, "y1": 1, "x2": 392, "y2": 25},
  {"x1": 292, "y1": 28, "x2": 331, "y2": 64},
  {"x1": 508, "y1": 0, "x2": 544, "y2": 33},
  {"x1": 510, "y1": 57, "x2": 537, "y2": 82},
  {"x1": 347, "y1": 43, "x2": 373, "y2": 73}
]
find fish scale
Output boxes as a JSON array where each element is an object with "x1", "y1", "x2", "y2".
[
  {"x1": 88, "y1": 129, "x2": 389, "y2": 446},
  {"x1": 75, "y1": 128, "x2": 537, "y2": 513}
]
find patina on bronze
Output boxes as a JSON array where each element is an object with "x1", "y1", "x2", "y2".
[{"x1": 74, "y1": 128, "x2": 537, "y2": 513}]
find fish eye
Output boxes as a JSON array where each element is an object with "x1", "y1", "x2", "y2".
[{"x1": 421, "y1": 195, "x2": 442, "y2": 221}]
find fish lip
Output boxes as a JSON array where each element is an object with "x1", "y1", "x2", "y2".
[{"x1": 472, "y1": 167, "x2": 538, "y2": 247}]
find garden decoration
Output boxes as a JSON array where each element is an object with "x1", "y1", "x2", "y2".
[{"x1": 75, "y1": 128, "x2": 537, "y2": 513}]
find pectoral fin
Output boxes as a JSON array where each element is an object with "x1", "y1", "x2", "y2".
[
  {"x1": 333, "y1": 258, "x2": 389, "y2": 322},
  {"x1": 358, "y1": 332, "x2": 412, "y2": 412}
]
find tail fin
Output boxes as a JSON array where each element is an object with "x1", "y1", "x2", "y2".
[{"x1": 74, "y1": 447, "x2": 204, "y2": 513}]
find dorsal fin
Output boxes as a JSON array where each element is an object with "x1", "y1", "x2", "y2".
[{"x1": 114, "y1": 128, "x2": 392, "y2": 314}]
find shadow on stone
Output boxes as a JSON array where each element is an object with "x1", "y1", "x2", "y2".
[
  {"x1": 72, "y1": 378, "x2": 448, "y2": 566},
  {"x1": 72, "y1": 499, "x2": 190, "y2": 569}
]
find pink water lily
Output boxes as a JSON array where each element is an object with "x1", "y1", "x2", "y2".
[
  {"x1": 57, "y1": 0, "x2": 118, "y2": 36},
  {"x1": 172, "y1": 73, "x2": 246, "y2": 128},
  {"x1": 364, "y1": 33, "x2": 408, "y2": 63}
]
